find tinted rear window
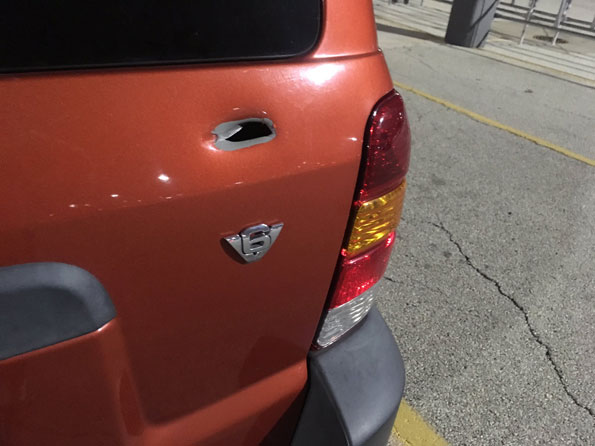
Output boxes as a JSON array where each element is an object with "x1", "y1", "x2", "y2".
[{"x1": 0, "y1": 1, "x2": 322, "y2": 73}]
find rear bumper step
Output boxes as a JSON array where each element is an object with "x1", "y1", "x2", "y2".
[{"x1": 292, "y1": 306, "x2": 405, "y2": 446}]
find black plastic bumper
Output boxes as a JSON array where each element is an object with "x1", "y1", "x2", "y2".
[{"x1": 291, "y1": 307, "x2": 405, "y2": 446}]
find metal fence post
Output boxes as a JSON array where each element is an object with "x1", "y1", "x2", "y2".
[
  {"x1": 520, "y1": 0, "x2": 538, "y2": 45},
  {"x1": 553, "y1": 0, "x2": 572, "y2": 45}
]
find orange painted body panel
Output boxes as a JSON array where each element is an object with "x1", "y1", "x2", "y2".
[{"x1": 0, "y1": 1, "x2": 394, "y2": 444}]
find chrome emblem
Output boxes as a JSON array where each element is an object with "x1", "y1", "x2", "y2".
[{"x1": 224, "y1": 223, "x2": 283, "y2": 263}]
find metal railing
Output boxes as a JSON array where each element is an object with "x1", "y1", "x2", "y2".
[
  {"x1": 499, "y1": 0, "x2": 595, "y2": 44},
  {"x1": 433, "y1": 0, "x2": 595, "y2": 44}
]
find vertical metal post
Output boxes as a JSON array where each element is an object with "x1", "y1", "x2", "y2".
[
  {"x1": 552, "y1": 0, "x2": 572, "y2": 45},
  {"x1": 520, "y1": 0, "x2": 538, "y2": 45}
]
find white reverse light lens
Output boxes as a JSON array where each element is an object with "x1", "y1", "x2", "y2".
[{"x1": 315, "y1": 283, "x2": 377, "y2": 348}]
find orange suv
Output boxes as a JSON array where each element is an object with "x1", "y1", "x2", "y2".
[{"x1": 0, "y1": 1, "x2": 410, "y2": 445}]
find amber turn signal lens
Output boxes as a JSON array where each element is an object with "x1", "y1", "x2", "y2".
[{"x1": 345, "y1": 180, "x2": 406, "y2": 256}]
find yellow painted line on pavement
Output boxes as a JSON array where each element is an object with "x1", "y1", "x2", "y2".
[
  {"x1": 392, "y1": 400, "x2": 448, "y2": 446},
  {"x1": 393, "y1": 81, "x2": 595, "y2": 167}
]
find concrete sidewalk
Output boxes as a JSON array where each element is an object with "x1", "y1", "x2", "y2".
[{"x1": 373, "y1": 0, "x2": 595, "y2": 87}]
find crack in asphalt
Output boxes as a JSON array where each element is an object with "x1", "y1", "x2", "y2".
[{"x1": 429, "y1": 220, "x2": 595, "y2": 420}]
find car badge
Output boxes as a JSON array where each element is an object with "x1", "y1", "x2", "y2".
[{"x1": 224, "y1": 223, "x2": 283, "y2": 263}]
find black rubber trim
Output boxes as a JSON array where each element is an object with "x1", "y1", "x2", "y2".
[
  {"x1": 0, "y1": 262, "x2": 116, "y2": 360},
  {"x1": 292, "y1": 307, "x2": 405, "y2": 446}
]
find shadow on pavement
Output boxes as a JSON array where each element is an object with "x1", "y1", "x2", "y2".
[{"x1": 376, "y1": 22, "x2": 445, "y2": 43}]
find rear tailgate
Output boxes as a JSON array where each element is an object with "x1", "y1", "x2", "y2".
[{"x1": 0, "y1": 1, "x2": 394, "y2": 444}]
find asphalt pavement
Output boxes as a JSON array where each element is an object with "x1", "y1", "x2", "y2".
[{"x1": 375, "y1": 9, "x2": 595, "y2": 446}]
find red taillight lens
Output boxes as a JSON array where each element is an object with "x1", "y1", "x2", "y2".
[
  {"x1": 315, "y1": 89, "x2": 410, "y2": 348},
  {"x1": 329, "y1": 232, "x2": 395, "y2": 309},
  {"x1": 359, "y1": 91, "x2": 410, "y2": 203}
]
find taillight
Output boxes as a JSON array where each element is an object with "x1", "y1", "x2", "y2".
[
  {"x1": 315, "y1": 90, "x2": 410, "y2": 348},
  {"x1": 359, "y1": 91, "x2": 410, "y2": 202}
]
